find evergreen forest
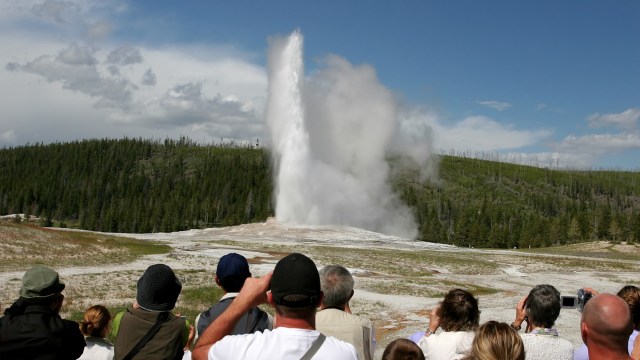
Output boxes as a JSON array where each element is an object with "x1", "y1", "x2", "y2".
[{"x1": 1, "y1": 138, "x2": 639, "y2": 248}]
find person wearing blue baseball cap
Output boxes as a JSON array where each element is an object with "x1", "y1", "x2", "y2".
[{"x1": 194, "y1": 253, "x2": 271, "y2": 340}]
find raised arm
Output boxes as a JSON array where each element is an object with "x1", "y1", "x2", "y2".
[{"x1": 192, "y1": 273, "x2": 272, "y2": 360}]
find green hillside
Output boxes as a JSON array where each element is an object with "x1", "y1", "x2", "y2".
[{"x1": 1, "y1": 138, "x2": 639, "y2": 248}]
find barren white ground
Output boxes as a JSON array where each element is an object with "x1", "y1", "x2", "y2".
[{"x1": 2, "y1": 217, "x2": 637, "y2": 359}]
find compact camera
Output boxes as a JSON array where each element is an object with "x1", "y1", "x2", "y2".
[{"x1": 560, "y1": 289, "x2": 593, "y2": 312}]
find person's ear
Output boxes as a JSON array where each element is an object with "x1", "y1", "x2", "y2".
[
  {"x1": 316, "y1": 291, "x2": 324, "y2": 308},
  {"x1": 215, "y1": 275, "x2": 222, "y2": 287},
  {"x1": 580, "y1": 321, "x2": 589, "y2": 344},
  {"x1": 348, "y1": 290, "x2": 354, "y2": 301},
  {"x1": 267, "y1": 291, "x2": 276, "y2": 307}
]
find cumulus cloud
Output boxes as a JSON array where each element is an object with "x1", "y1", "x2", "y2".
[
  {"x1": 141, "y1": 68, "x2": 156, "y2": 86},
  {"x1": 423, "y1": 115, "x2": 551, "y2": 152},
  {"x1": 587, "y1": 108, "x2": 640, "y2": 130},
  {"x1": 476, "y1": 100, "x2": 512, "y2": 111},
  {"x1": 0, "y1": 130, "x2": 17, "y2": 144},
  {"x1": 8, "y1": 42, "x2": 133, "y2": 108},
  {"x1": 107, "y1": 46, "x2": 143, "y2": 65},
  {"x1": 554, "y1": 132, "x2": 640, "y2": 153},
  {"x1": 87, "y1": 20, "x2": 111, "y2": 40},
  {"x1": 31, "y1": 0, "x2": 80, "y2": 24}
]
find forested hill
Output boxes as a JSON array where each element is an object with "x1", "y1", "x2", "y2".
[{"x1": 1, "y1": 138, "x2": 639, "y2": 248}]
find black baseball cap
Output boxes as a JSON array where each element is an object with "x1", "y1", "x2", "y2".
[{"x1": 270, "y1": 253, "x2": 321, "y2": 308}]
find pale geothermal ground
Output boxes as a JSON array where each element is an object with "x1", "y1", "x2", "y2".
[{"x1": 2, "y1": 217, "x2": 639, "y2": 359}]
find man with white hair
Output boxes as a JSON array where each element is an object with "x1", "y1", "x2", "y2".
[{"x1": 316, "y1": 264, "x2": 375, "y2": 360}]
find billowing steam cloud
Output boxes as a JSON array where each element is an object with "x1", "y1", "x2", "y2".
[{"x1": 266, "y1": 31, "x2": 435, "y2": 239}]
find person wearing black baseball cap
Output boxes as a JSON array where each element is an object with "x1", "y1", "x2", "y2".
[
  {"x1": 193, "y1": 253, "x2": 358, "y2": 360},
  {"x1": 0, "y1": 265, "x2": 85, "y2": 359},
  {"x1": 194, "y1": 253, "x2": 271, "y2": 339}
]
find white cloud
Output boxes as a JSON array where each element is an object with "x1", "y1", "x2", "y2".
[
  {"x1": 0, "y1": 130, "x2": 17, "y2": 144},
  {"x1": 107, "y1": 46, "x2": 143, "y2": 65},
  {"x1": 8, "y1": 42, "x2": 134, "y2": 108},
  {"x1": 423, "y1": 115, "x2": 551, "y2": 152},
  {"x1": 554, "y1": 132, "x2": 640, "y2": 153},
  {"x1": 31, "y1": 0, "x2": 80, "y2": 24},
  {"x1": 476, "y1": 100, "x2": 512, "y2": 111},
  {"x1": 141, "y1": 68, "x2": 156, "y2": 86},
  {"x1": 86, "y1": 20, "x2": 111, "y2": 40},
  {"x1": 587, "y1": 108, "x2": 640, "y2": 130}
]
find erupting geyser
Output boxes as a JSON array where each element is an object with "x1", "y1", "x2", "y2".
[{"x1": 266, "y1": 30, "x2": 434, "y2": 239}]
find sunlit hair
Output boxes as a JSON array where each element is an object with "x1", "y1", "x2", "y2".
[
  {"x1": 617, "y1": 285, "x2": 640, "y2": 329},
  {"x1": 382, "y1": 338, "x2": 425, "y2": 360},
  {"x1": 319, "y1": 265, "x2": 354, "y2": 308},
  {"x1": 525, "y1": 284, "x2": 560, "y2": 328},
  {"x1": 437, "y1": 289, "x2": 480, "y2": 332},
  {"x1": 79, "y1": 305, "x2": 111, "y2": 338},
  {"x1": 462, "y1": 321, "x2": 525, "y2": 360}
]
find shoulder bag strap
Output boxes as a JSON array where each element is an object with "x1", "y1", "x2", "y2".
[
  {"x1": 122, "y1": 312, "x2": 170, "y2": 360},
  {"x1": 300, "y1": 333, "x2": 326, "y2": 360}
]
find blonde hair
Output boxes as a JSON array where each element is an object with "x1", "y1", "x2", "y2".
[
  {"x1": 463, "y1": 321, "x2": 525, "y2": 360},
  {"x1": 79, "y1": 305, "x2": 111, "y2": 337}
]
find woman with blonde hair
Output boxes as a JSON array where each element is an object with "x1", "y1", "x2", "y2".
[
  {"x1": 79, "y1": 304, "x2": 114, "y2": 360},
  {"x1": 463, "y1": 321, "x2": 524, "y2": 360}
]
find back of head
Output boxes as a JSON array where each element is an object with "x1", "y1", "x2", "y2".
[
  {"x1": 438, "y1": 289, "x2": 480, "y2": 332},
  {"x1": 216, "y1": 253, "x2": 251, "y2": 292},
  {"x1": 319, "y1": 264, "x2": 354, "y2": 308},
  {"x1": 582, "y1": 293, "x2": 633, "y2": 352},
  {"x1": 464, "y1": 321, "x2": 525, "y2": 360},
  {"x1": 382, "y1": 339, "x2": 425, "y2": 360},
  {"x1": 80, "y1": 305, "x2": 111, "y2": 337},
  {"x1": 525, "y1": 284, "x2": 560, "y2": 328},
  {"x1": 271, "y1": 253, "x2": 321, "y2": 319},
  {"x1": 20, "y1": 265, "x2": 65, "y2": 305},
  {"x1": 136, "y1": 264, "x2": 182, "y2": 311},
  {"x1": 617, "y1": 285, "x2": 640, "y2": 329}
]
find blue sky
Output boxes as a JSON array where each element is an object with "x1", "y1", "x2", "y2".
[{"x1": 1, "y1": 0, "x2": 638, "y2": 169}]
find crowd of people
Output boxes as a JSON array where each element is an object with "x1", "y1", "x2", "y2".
[{"x1": 0, "y1": 252, "x2": 639, "y2": 360}]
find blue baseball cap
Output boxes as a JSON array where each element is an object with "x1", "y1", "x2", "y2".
[{"x1": 216, "y1": 253, "x2": 251, "y2": 285}]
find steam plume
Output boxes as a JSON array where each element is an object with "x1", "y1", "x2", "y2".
[{"x1": 266, "y1": 30, "x2": 435, "y2": 239}]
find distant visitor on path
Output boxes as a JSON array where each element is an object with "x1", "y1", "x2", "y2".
[{"x1": 0, "y1": 265, "x2": 86, "y2": 360}]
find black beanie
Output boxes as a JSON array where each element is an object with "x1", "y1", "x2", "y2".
[{"x1": 136, "y1": 264, "x2": 182, "y2": 311}]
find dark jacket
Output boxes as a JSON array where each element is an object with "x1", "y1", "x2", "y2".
[
  {"x1": 112, "y1": 306, "x2": 187, "y2": 360},
  {"x1": 197, "y1": 297, "x2": 270, "y2": 336},
  {"x1": 0, "y1": 298, "x2": 86, "y2": 360}
]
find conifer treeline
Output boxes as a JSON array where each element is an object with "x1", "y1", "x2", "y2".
[
  {"x1": 0, "y1": 138, "x2": 273, "y2": 232},
  {"x1": 1, "y1": 138, "x2": 639, "y2": 247},
  {"x1": 396, "y1": 157, "x2": 640, "y2": 248}
]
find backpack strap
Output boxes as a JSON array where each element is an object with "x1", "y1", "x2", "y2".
[
  {"x1": 300, "y1": 333, "x2": 326, "y2": 360},
  {"x1": 122, "y1": 312, "x2": 170, "y2": 360}
]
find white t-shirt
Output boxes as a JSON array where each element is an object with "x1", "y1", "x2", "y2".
[
  {"x1": 209, "y1": 327, "x2": 358, "y2": 360},
  {"x1": 78, "y1": 336, "x2": 114, "y2": 360},
  {"x1": 417, "y1": 331, "x2": 474, "y2": 360}
]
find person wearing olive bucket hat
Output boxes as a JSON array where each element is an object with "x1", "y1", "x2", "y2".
[
  {"x1": 0, "y1": 265, "x2": 86, "y2": 360},
  {"x1": 111, "y1": 264, "x2": 194, "y2": 360}
]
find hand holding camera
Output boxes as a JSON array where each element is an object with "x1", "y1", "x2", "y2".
[{"x1": 561, "y1": 288, "x2": 595, "y2": 312}]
